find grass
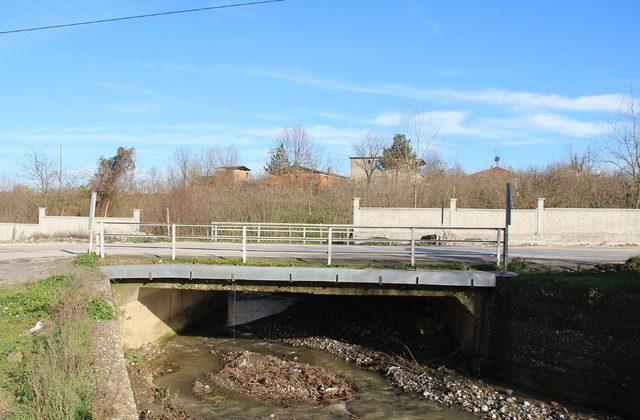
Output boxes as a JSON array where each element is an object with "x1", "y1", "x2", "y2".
[
  {"x1": 87, "y1": 298, "x2": 115, "y2": 321},
  {"x1": 0, "y1": 271, "x2": 108, "y2": 418},
  {"x1": 72, "y1": 252, "x2": 99, "y2": 268},
  {"x1": 511, "y1": 270, "x2": 640, "y2": 294}
]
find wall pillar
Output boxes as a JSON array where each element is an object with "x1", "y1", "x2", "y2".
[
  {"x1": 535, "y1": 198, "x2": 545, "y2": 235},
  {"x1": 448, "y1": 198, "x2": 457, "y2": 226},
  {"x1": 38, "y1": 207, "x2": 47, "y2": 233},
  {"x1": 133, "y1": 209, "x2": 141, "y2": 223},
  {"x1": 352, "y1": 197, "x2": 361, "y2": 225}
]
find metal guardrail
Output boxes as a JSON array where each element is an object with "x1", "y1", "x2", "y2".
[{"x1": 95, "y1": 221, "x2": 509, "y2": 267}]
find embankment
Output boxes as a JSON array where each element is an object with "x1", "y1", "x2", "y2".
[{"x1": 478, "y1": 271, "x2": 640, "y2": 417}]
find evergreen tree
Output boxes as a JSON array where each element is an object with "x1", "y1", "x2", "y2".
[
  {"x1": 264, "y1": 142, "x2": 290, "y2": 173},
  {"x1": 380, "y1": 134, "x2": 416, "y2": 169}
]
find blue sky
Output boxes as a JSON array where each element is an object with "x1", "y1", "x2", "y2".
[{"x1": 1, "y1": 0, "x2": 639, "y2": 180}]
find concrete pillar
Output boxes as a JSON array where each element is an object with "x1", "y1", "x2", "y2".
[
  {"x1": 448, "y1": 198, "x2": 457, "y2": 226},
  {"x1": 535, "y1": 198, "x2": 545, "y2": 235},
  {"x1": 38, "y1": 207, "x2": 46, "y2": 233},
  {"x1": 133, "y1": 209, "x2": 141, "y2": 223},
  {"x1": 352, "y1": 197, "x2": 361, "y2": 225}
]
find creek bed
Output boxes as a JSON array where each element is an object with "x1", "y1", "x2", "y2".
[{"x1": 152, "y1": 334, "x2": 473, "y2": 419}]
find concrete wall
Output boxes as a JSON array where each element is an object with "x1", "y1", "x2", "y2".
[
  {"x1": 353, "y1": 197, "x2": 640, "y2": 245},
  {"x1": 0, "y1": 207, "x2": 141, "y2": 241}
]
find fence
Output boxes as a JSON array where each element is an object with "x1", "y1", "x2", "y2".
[
  {"x1": 95, "y1": 221, "x2": 507, "y2": 267},
  {"x1": 353, "y1": 198, "x2": 640, "y2": 245}
]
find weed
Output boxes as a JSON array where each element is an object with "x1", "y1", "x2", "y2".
[
  {"x1": 624, "y1": 255, "x2": 640, "y2": 272},
  {"x1": 72, "y1": 253, "x2": 99, "y2": 268},
  {"x1": 88, "y1": 298, "x2": 115, "y2": 321},
  {"x1": 507, "y1": 258, "x2": 531, "y2": 273}
]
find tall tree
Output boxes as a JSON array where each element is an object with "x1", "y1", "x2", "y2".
[
  {"x1": 380, "y1": 134, "x2": 417, "y2": 169},
  {"x1": 264, "y1": 142, "x2": 289, "y2": 173},
  {"x1": 277, "y1": 125, "x2": 319, "y2": 169},
  {"x1": 603, "y1": 92, "x2": 640, "y2": 208},
  {"x1": 92, "y1": 147, "x2": 135, "y2": 216}
]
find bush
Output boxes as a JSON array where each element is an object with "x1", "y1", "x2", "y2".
[
  {"x1": 624, "y1": 255, "x2": 640, "y2": 272},
  {"x1": 87, "y1": 298, "x2": 115, "y2": 321},
  {"x1": 507, "y1": 258, "x2": 531, "y2": 273},
  {"x1": 72, "y1": 253, "x2": 98, "y2": 268}
]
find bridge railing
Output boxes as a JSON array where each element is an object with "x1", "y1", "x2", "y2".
[{"x1": 95, "y1": 221, "x2": 507, "y2": 267}]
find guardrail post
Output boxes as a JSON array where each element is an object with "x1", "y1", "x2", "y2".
[
  {"x1": 210, "y1": 222, "x2": 214, "y2": 241},
  {"x1": 99, "y1": 221, "x2": 105, "y2": 258},
  {"x1": 495, "y1": 229, "x2": 501, "y2": 266},
  {"x1": 242, "y1": 225, "x2": 247, "y2": 263},
  {"x1": 302, "y1": 227, "x2": 306, "y2": 244},
  {"x1": 214, "y1": 224, "x2": 218, "y2": 242},
  {"x1": 410, "y1": 227, "x2": 415, "y2": 267},
  {"x1": 257, "y1": 226, "x2": 261, "y2": 243},
  {"x1": 171, "y1": 224, "x2": 176, "y2": 261},
  {"x1": 327, "y1": 227, "x2": 333, "y2": 266}
]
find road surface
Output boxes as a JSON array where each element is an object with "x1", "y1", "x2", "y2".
[{"x1": 0, "y1": 241, "x2": 638, "y2": 266}]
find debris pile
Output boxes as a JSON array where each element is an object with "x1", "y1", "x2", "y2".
[{"x1": 207, "y1": 350, "x2": 356, "y2": 407}]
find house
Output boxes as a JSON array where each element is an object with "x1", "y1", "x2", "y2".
[
  {"x1": 349, "y1": 156, "x2": 426, "y2": 180},
  {"x1": 468, "y1": 166, "x2": 517, "y2": 179},
  {"x1": 269, "y1": 165, "x2": 346, "y2": 189},
  {"x1": 215, "y1": 166, "x2": 251, "y2": 182}
]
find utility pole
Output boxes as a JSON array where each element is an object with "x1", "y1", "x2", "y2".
[{"x1": 58, "y1": 143, "x2": 63, "y2": 190}]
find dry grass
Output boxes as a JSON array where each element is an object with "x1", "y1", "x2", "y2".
[
  {"x1": 1, "y1": 156, "x2": 634, "y2": 225},
  {"x1": 0, "y1": 270, "x2": 106, "y2": 418}
]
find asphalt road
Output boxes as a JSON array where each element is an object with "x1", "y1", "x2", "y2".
[{"x1": 0, "y1": 241, "x2": 638, "y2": 266}]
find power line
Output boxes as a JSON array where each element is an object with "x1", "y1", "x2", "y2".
[{"x1": 0, "y1": 0, "x2": 285, "y2": 36}]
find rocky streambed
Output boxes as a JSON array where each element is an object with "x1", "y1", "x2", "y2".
[{"x1": 125, "y1": 294, "x2": 617, "y2": 419}]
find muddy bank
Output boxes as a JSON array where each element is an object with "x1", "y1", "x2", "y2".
[{"x1": 240, "y1": 296, "x2": 608, "y2": 419}]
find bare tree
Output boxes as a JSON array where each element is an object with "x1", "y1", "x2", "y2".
[
  {"x1": 277, "y1": 125, "x2": 319, "y2": 169},
  {"x1": 202, "y1": 145, "x2": 239, "y2": 174},
  {"x1": 603, "y1": 93, "x2": 640, "y2": 208},
  {"x1": 351, "y1": 132, "x2": 386, "y2": 186},
  {"x1": 168, "y1": 147, "x2": 199, "y2": 188},
  {"x1": 407, "y1": 111, "x2": 440, "y2": 207},
  {"x1": 21, "y1": 147, "x2": 56, "y2": 207}
]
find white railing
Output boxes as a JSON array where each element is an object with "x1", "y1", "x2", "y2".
[{"x1": 96, "y1": 221, "x2": 508, "y2": 267}]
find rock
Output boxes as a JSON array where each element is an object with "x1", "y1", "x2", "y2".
[
  {"x1": 29, "y1": 320, "x2": 43, "y2": 334},
  {"x1": 505, "y1": 388, "x2": 514, "y2": 397}
]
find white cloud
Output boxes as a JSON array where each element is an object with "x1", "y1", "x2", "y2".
[
  {"x1": 372, "y1": 110, "x2": 607, "y2": 140},
  {"x1": 249, "y1": 69, "x2": 624, "y2": 113}
]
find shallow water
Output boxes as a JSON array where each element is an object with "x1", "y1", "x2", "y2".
[{"x1": 154, "y1": 334, "x2": 474, "y2": 419}]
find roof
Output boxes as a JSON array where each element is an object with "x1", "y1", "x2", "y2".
[
  {"x1": 216, "y1": 166, "x2": 251, "y2": 172},
  {"x1": 273, "y1": 165, "x2": 347, "y2": 178},
  {"x1": 349, "y1": 156, "x2": 380, "y2": 160},
  {"x1": 469, "y1": 166, "x2": 517, "y2": 178}
]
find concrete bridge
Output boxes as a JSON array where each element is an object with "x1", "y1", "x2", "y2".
[{"x1": 104, "y1": 263, "x2": 508, "y2": 356}]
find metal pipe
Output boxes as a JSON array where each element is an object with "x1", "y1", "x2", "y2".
[
  {"x1": 171, "y1": 223, "x2": 176, "y2": 261},
  {"x1": 99, "y1": 221, "x2": 105, "y2": 258},
  {"x1": 410, "y1": 227, "x2": 415, "y2": 267},
  {"x1": 242, "y1": 226, "x2": 247, "y2": 263},
  {"x1": 327, "y1": 227, "x2": 333, "y2": 266},
  {"x1": 495, "y1": 229, "x2": 501, "y2": 266}
]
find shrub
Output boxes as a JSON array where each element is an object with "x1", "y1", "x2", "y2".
[
  {"x1": 507, "y1": 258, "x2": 531, "y2": 273},
  {"x1": 624, "y1": 255, "x2": 640, "y2": 272},
  {"x1": 72, "y1": 253, "x2": 98, "y2": 268},
  {"x1": 87, "y1": 298, "x2": 115, "y2": 321}
]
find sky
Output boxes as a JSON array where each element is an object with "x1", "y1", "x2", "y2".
[{"x1": 1, "y1": 0, "x2": 639, "y2": 181}]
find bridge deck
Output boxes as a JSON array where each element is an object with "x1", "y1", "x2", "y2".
[{"x1": 101, "y1": 264, "x2": 499, "y2": 288}]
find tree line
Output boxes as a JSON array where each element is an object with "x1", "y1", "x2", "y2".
[{"x1": 1, "y1": 95, "x2": 638, "y2": 224}]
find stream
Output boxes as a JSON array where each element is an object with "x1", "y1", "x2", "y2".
[{"x1": 154, "y1": 334, "x2": 473, "y2": 419}]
